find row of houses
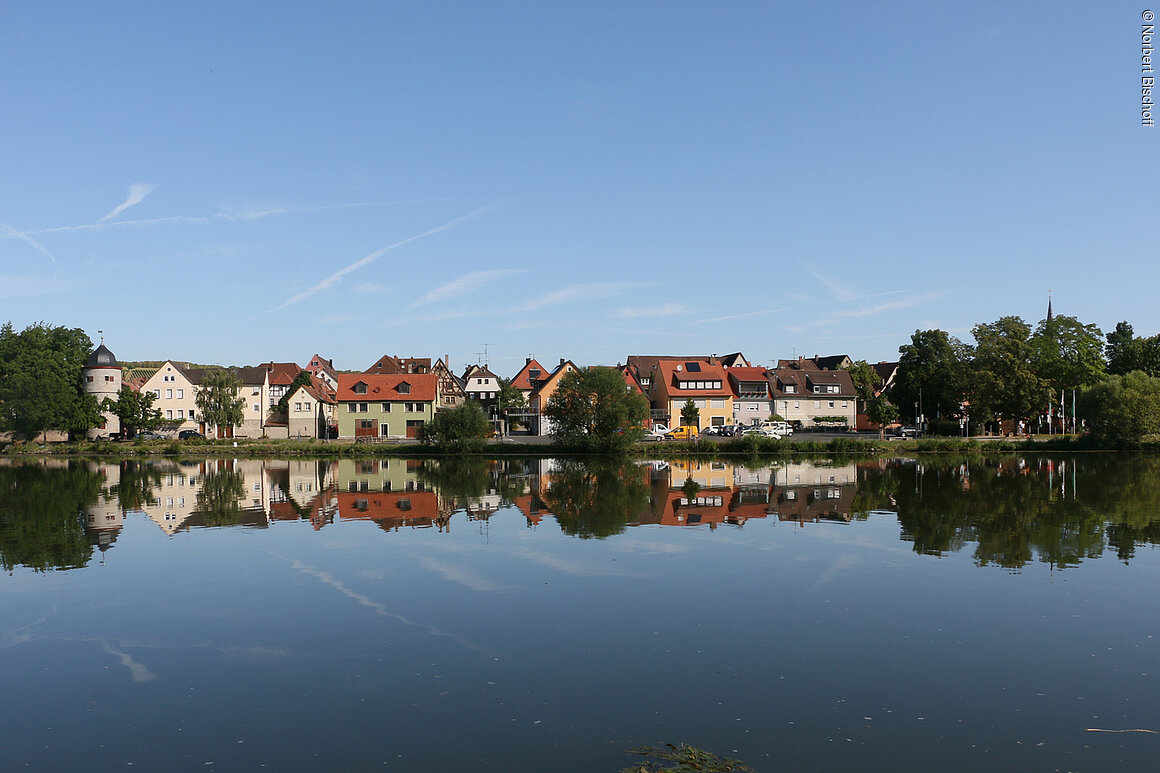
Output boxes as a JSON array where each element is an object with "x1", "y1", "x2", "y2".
[{"x1": 84, "y1": 343, "x2": 895, "y2": 440}]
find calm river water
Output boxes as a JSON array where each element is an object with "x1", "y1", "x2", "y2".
[{"x1": 2, "y1": 455, "x2": 1158, "y2": 772}]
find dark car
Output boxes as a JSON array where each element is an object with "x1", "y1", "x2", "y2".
[{"x1": 178, "y1": 430, "x2": 205, "y2": 440}]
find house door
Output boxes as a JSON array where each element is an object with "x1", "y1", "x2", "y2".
[
  {"x1": 405, "y1": 420, "x2": 424, "y2": 438},
  {"x1": 380, "y1": 423, "x2": 390, "y2": 437}
]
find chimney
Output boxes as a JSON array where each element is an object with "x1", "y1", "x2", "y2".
[
  {"x1": 559, "y1": 358, "x2": 565, "y2": 367},
  {"x1": 526, "y1": 357, "x2": 532, "y2": 365}
]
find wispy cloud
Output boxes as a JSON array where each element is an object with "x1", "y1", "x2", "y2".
[
  {"x1": 615, "y1": 302, "x2": 687, "y2": 319},
  {"x1": 809, "y1": 268, "x2": 907, "y2": 303},
  {"x1": 0, "y1": 223, "x2": 57, "y2": 264},
  {"x1": 814, "y1": 291, "x2": 946, "y2": 325},
  {"x1": 409, "y1": 269, "x2": 526, "y2": 309},
  {"x1": 696, "y1": 306, "x2": 787, "y2": 324},
  {"x1": 100, "y1": 183, "x2": 156, "y2": 222},
  {"x1": 518, "y1": 282, "x2": 647, "y2": 312},
  {"x1": 415, "y1": 556, "x2": 516, "y2": 592},
  {"x1": 269, "y1": 201, "x2": 505, "y2": 313}
]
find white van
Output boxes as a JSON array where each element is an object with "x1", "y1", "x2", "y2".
[{"x1": 760, "y1": 420, "x2": 792, "y2": 436}]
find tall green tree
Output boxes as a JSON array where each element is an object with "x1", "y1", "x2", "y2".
[
  {"x1": 544, "y1": 366, "x2": 649, "y2": 451},
  {"x1": 865, "y1": 397, "x2": 900, "y2": 438},
  {"x1": 844, "y1": 359, "x2": 883, "y2": 404},
  {"x1": 680, "y1": 398, "x2": 700, "y2": 428},
  {"x1": 496, "y1": 377, "x2": 527, "y2": 430},
  {"x1": 418, "y1": 401, "x2": 490, "y2": 452},
  {"x1": 1080, "y1": 371, "x2": 1160, "y2": 447},
  {"x1": 103, "y1": 385, "x2": 162, "y2": 438},
  {"x1": 969, "y1": 316, "x2": 1051, "y2": 425},
  {"x1": 0, "y1": 322, "x2": 100, "y2": 440},
  {"x1": 893, "y1": 329, "x2": 967, "y2": 422},
  {"x1": 1030, "y1": 314, "x2": 1104, "y2": 392},
  {"x1": 194, "y1": 368, "x2": 245, "y2": 433},
  {"x1": 1105, "y1": 321, "x2": 1160, "y2": 377}
]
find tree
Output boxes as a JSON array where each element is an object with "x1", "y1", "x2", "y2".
[
  {"x1": 194, "y1": 368, "x2": 245, "y2": 433},
  {"x1": 968, "y1": 316, "x2": 1051, "y2": 427},
  {"x1": 1030, "y1": 314, "x2": 1104, "y2": 392},
  {"x1": 1080, "y1": 371, "x2": 1160, "y2": 447},
  {"x1": 865, "y1": 397, "x2": 900, "y2": 439},
  {"x1": 103, "y1": 385, "x2": 162, "y2": 438},
  {"x1": 496, "y1": 377, "x2": 527, "y2": 431},
  {"x1": 844, "y1": 359, "x2": 883, "y2": 404},
  {"x1": 0, "y1": 321, "x2": 100, "y2": 440},
  {"x1": 680, "y1": 398, "x2": 700, "y2": 428},
  {"x1": 418, "y1": 401, "x2": 490, "y2": 451},
  {"x1": 1106, "y1": 321, "x2": 1160, "y2": 377},
  {"x1": 544, "y1": 367, "x2": 649, "y2": 451},
  {"x1": 893, "y1": 329, "x2": 967, "y2": 422}
]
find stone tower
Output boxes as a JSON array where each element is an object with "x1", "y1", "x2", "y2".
[{"x1": 83, "y1": 342, "x2": 123, "y2": 438}]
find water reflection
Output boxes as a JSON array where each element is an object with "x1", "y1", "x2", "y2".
[{"x1": 2, "y1": 455, "x2": 1160, "y2": 572}]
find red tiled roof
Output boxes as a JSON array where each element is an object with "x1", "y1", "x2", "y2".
[
  {"x1": 262, "y1": 361, "x2": 303, "y2": 386},
  {"x1": 337, "y1": 373, "x2": 437, "y2": 402},
  {"x1": 653, "y1": 360, "x2": 731, "y2": 397},
  {"x1": 510, "y1": 358, "x2": 548, "y2": 391}
]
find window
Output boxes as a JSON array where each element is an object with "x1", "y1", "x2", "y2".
[
  {"x1": 353, "y1": 382, "x2": 368, "y2": 394},
  {"x1": 348, "y1": 403, "x2": 356, "y2": 413},
  {"x1": 304, "y1": 403, "x2": 311, "y2": 412},
  {"x1": 177, "y1": 389, "x2": 183, "y2": 399},
  {"x1": 358, "y1": 402, "x2": 368, "y2": 413},
  {"x1": 154, "y1": 389, "x2": 161, "y2": 398},
  {"x1": 106, "y1": 375, "x2": 115, "y2": 382},
  {"x1": 693, "y1": 399, "x2": 706, "y2": 409},
  {"x1": 252, "y1": 387, "x2": 260, "y2": 396},
  {"x1": 166, "y1": 410, "x2": 173, "y2": 419},
  {"x1": 829, "y1": 401, "x2": 835, "y2": 409},
  {"x1": 842, "y1": 401, "x2": 848, "y2": 408},
  {"x1": 87, "y1": 376, "x2": 94, "y2": 383},
  {"x1": 710, "y1": 398, "x2": 724, "y2": 409},
  {"x1": 381, "y1": 402, "x2": 391, "y2": 412},
  {"x1": 397, "y1": 382, "x2": 410, "y2": 394},
  {"x1": 253, "y1": 403, "x2": 260, "y2": 413},
  {"x1": 749, "y1": 404, "x2": 758, "y2": 411},
  {"x1": 254, "y1": 482, "x2": 261, "y2": 492},
  {"x1": 295, "y1": 403, "x2": 302, "y2": 412},
  {"x1": 177, "y1": 409, "x2": 184, "y2": 419},
  {"x1": 815, "y1": 401, "x2": 821, "y2": 409},
  {"x1": 189, "y1": 410, "x2": 195, "y2": 420},
  {"x1": 794, "y1": 401, "x2": 800, "y2": 409},
  {"x1": 784, "y1": 385, "x2": 796, "y2": 393}
]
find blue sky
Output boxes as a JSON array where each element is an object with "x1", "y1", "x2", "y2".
[{"x1": 2, "y1": 1, "x2": 1156, "y2": 376}]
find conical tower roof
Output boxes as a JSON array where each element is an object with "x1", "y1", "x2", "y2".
[{"x1": 85, "y1": 343, "x2": 119, "y2": 369}]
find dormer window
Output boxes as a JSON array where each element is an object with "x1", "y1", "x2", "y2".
[
  {"x1": 529, "y1": 369, "x2": 541, "y2": 380},
  {"x1": 397, "y1": 381, "x2": 411, "y2": 395},
  {"x1": 353, "y1": 382, "x2": 368, "y2": 395}
]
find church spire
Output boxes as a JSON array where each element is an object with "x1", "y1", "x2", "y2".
[{"x1": 1046, "y1": 291, "x2": 1053, "y2": 322}]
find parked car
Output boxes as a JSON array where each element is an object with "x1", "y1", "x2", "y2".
[
  {"x1": 101, "y1": 431, "x2": 125, "y2": 442},
  {"x1": 178, "y1": 430, "x2": 205, "y2": 440},
  {"x1": 669, "y1": 425, "x2": 699, "y2": 441},
  {"x1": 896, "y1": 425, "x2": 920, "y2": 438},
  {"x1": 136, "y1": 431, "x2": 165, "y2": 440}
]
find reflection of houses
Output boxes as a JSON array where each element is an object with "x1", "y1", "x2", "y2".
[
  {"x1": 86, "y1": 461, "x2": 124, "y2": 555},
  {"x1": 769, "y1": 461, "x2": 858, "y2": 525},
  {"x1": 334, "y1": 459, "x2": 448, "y2": 532},
  {"x1": 645, "y1": 459, "x2": 769, "y2": 528},
  {"x1": 267, "y1": 460, "x2": 338, "y2": 530},
  {"x1": 130, "y1": 459, "x2": 273, "y2": 534}
]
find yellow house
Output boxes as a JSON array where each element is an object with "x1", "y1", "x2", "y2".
[{"x1": 647, "y1": 360, "x2": 734, "y2": 429}]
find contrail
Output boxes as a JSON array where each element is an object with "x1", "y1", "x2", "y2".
[
  {"x1": 100, "y1": 183, "x2": 156, "y2": 222},
  {"x1": 269, "y1": 200, "x2": 506, "y2": 313},
  {"x1": 0, "y1": 223, "x2": 57, "y2": 265}
]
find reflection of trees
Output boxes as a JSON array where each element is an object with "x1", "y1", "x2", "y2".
[
  {"x1": 417, "y1": 457, "x2": 493, "y2": 510},
  {"x1": 112, "y1": 460, "x2": 164, "y2": 511},
  {"x1": 541, "y1": 460, "x2": 651, "y2": 539},
  {"x1": 193, "y1": 468, "x2": 246, "y2": 527},
  {"x1": 856, "y1": 456, "x2": 1160, "y2": 570},
  {"x1": 0, "y1": 462, "x2": 101, "y2": 572}
]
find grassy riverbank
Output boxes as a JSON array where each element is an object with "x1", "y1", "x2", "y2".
[{"x1": 3, "y1": 432, "x2": 1155, "y2": 459}]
